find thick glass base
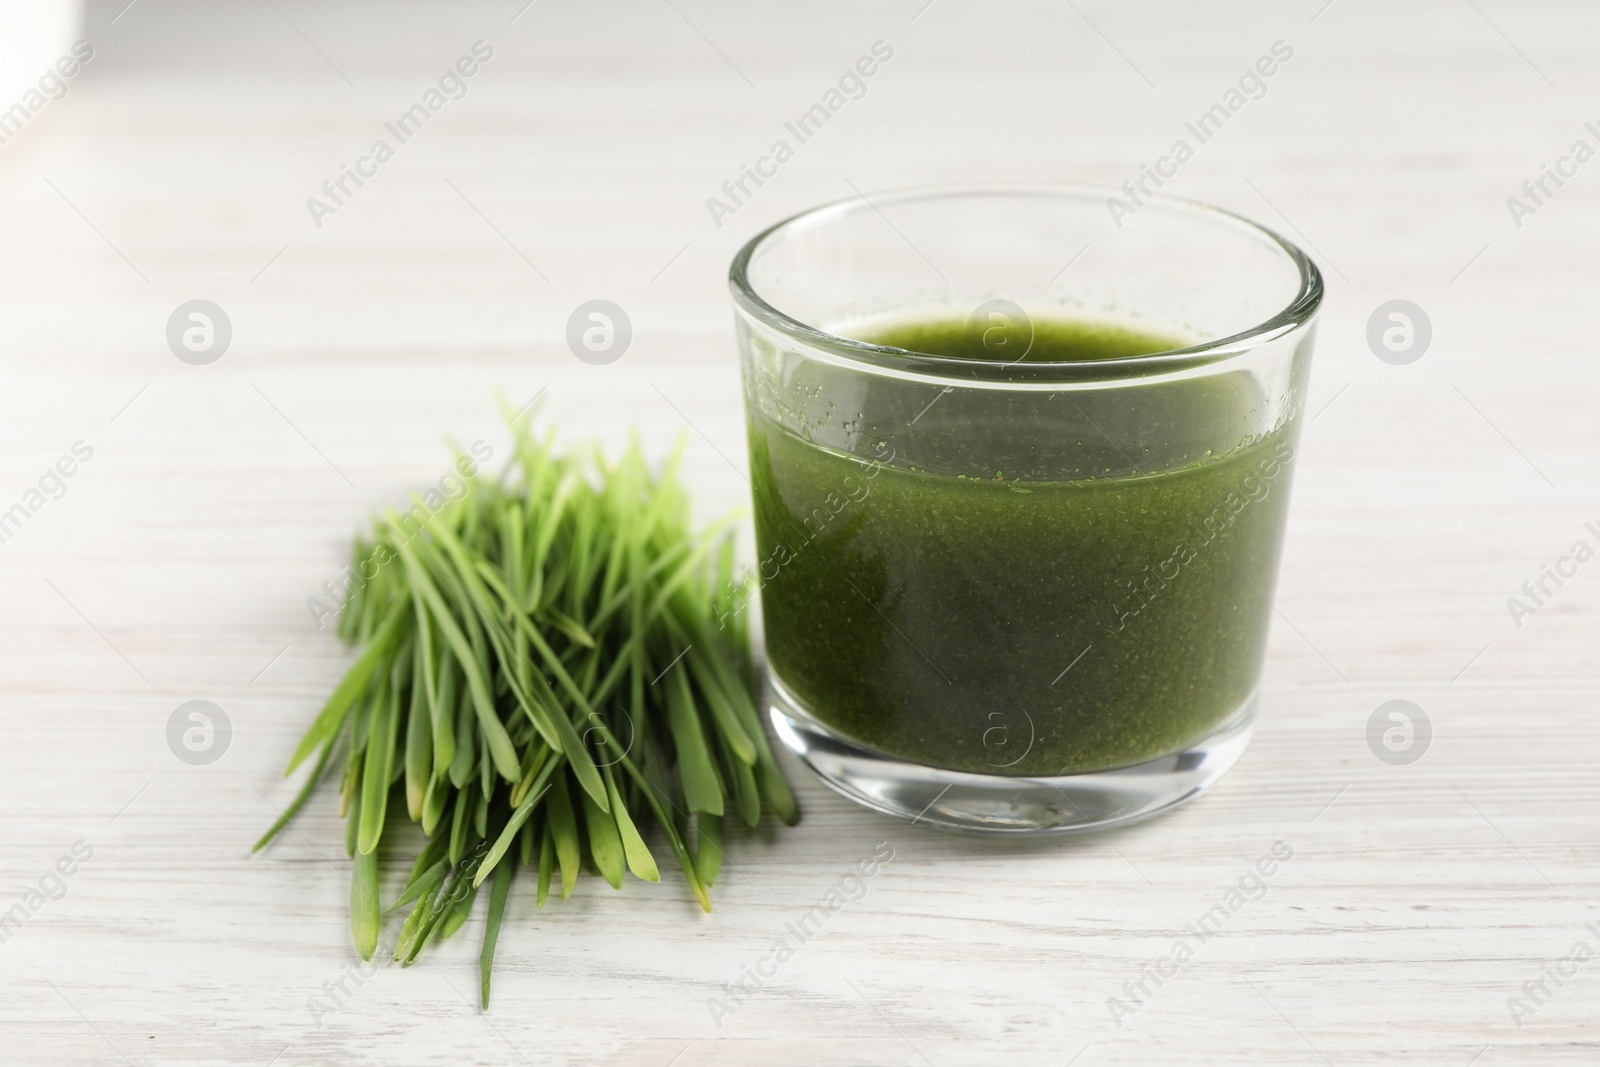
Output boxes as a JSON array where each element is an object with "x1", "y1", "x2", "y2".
[{"x1": 768, "y1": 673, "x2": 1256, "y2": 834}]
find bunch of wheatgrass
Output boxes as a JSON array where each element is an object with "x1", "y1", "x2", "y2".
[{"x1": 254, "y1": 405, "x2": 797, "y2": 1007}]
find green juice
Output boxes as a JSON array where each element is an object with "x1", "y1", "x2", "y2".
[{"x1": 748, "y1": 315, "x2": 1297, "y2": 777}]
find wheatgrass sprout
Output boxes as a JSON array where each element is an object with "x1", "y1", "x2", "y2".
[{"x1": 255, "y1": 406, "x2": 797, "y2": 1008}]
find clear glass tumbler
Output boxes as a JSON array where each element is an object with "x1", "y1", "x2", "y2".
[{"x1": 730, "y1": 184, "x2": 1321, "y2": 833}]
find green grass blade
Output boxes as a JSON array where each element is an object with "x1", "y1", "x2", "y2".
[
  {"x1": 720, "y1": 733, "x2": 761, "y2": 829},
  {"x1": 536, "y1": 822, "x2": 553, "y2": 907},
  {"x1": 519, "y1": 819, "x2": 535, "y2": 865},
  {"x1": 421, "y1": 773, "x2": 449, "y2": 835},
  {"x1": 392, "y1": 534, "x2": 520, "y2": 782},
  {"x1": 580, "y1": 778, "x2": 626, "y2": 890},
  {"x1": 688, "y1": 654, "x2": 756, "y2": 766},
  {"x1": 616, "y1": 749, "x2": 711, "y2": 913},
  {"x1": 546, "y1": 772, "x2": 581, "y2": 900},
  {"x1": 495, "y1": 610, "x2": 607, "y2": 810},
  {"x1": 399, "y1": 842, "x2": 487, "y2": 963},
  {"x1": 439, "y1": 879, "x2": 479, "y2": 941},
  {"x1": 418, "y1": 516, "x2": 563, "y2": 771},
  {"x1": 540, "y1": 605, "x2": 596, "y2": 650},
  {"x1": 510, "y1": 742, "x2": 551, "y2": 808},
  {"x1": 474, "y1": 755, "x2": 560, "y2": 888},
  {"x1": 388, "y1": 858, "x2": 447, "y2": 913},
  {"x1": 480, "y1": 861, "x2": 513, "y2": 1010},
  {"x1": 449, "y1": 680, "x2": 476, "y2": 788},
  {"x1": 694, "y1": 635, "x2": 800, "y2": 825},
  {"x1": 594, "y1": 730, "x2": 710, "y2": 913},
  {"x1": 695, "y1": 812, "x2": 724, "y2": 889},
  {"x1": 393, "y1": 876, "x2": 443, "y2": 962},
  {"x1": 606, "y1": 765, "x2": 659, "y2": 883},
  {"x1": 404, "y1": 641, "x2": 432, "y2": 821},
  {"x1": 407, "y1": 820, "x2": 449, "y2": 881},
  {"x1": 286, "y1": 598, "x2": 405, "y2": 775},
  {"x1": 666, "y1": 669, "x2": 723, "y2": 816},
  {"x1": 352, "y1": 841, "x2": 379, "y2": 960},
  {"x1": 358, "y1": 671, "x2": 397, "y2": 855},
  {"x1": 449, "y1": 789, "x2": 471, "y2": 866},
  {"x1": 345, "y1": 764, "x2": 362, "y2": 856},
  {"x1": 432, "y1": 650, "x2": 458, "y2": 779},
  {"x1": 253, "y1": 737, "x2": 336, "y2": 852}
]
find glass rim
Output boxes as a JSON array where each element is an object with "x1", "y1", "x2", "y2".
[{"x1": 728, "y1": 182, "x2": 1324, "y2": 385}]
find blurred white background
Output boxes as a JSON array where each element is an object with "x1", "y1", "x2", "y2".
[{"x1": 0, "y1": 0, "x2": 81, "y2": 104}]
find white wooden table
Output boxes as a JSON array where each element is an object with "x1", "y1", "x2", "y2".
[{"x1": 2, "y1": 1, "x2": 1597, "y2": 1062}]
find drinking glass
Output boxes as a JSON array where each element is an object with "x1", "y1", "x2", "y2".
[{"x1": 730, "y1": 184, "x2": 1321, "y2": 833}]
